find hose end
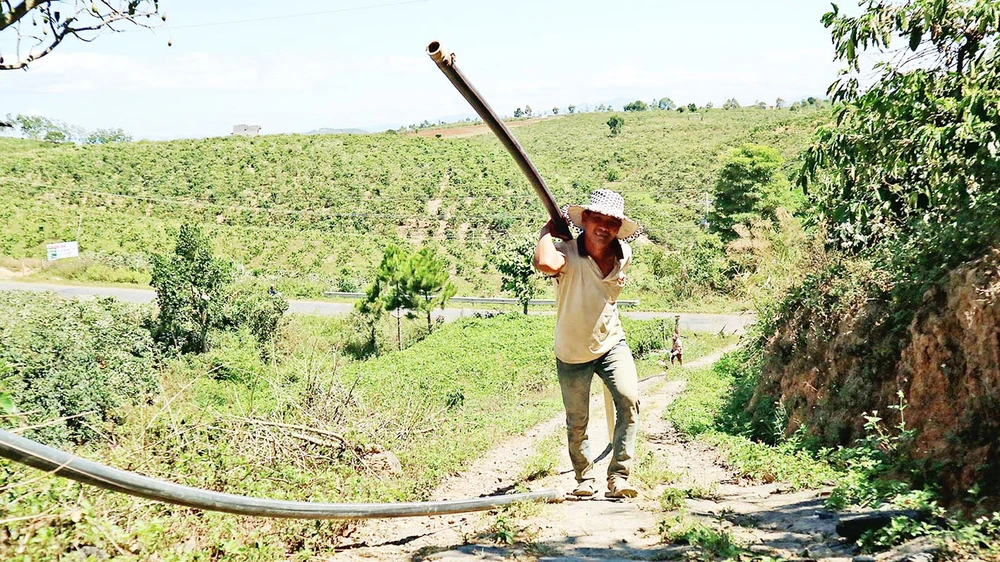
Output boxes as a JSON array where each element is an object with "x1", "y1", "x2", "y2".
[{"x1": 427, "y1": 41, "x2": 450, "y2": 64}]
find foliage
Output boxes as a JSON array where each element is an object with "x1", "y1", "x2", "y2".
[
  {"x1": 658, "y1": 97, "x2": 675, "y2": 110},
  {"x1": 623, "y1": 100, "x2": 648, "y2": 112},
  {"x1": 606, "y1": 114, "x2": 625, "y2": 136},
  {"x1": 724, "y1": 209, "x2": 820, "y2": 309},
  {"x1": 217, "y1": 283, "x2": 289, "y2": 350},
  {"x1": 85, "y1": 128, "x2": 133, "y2": 144},
  {"x1": 710, "y1": 144, "x2": 799, "y2": 240},
  {"x1": 0, "y1": 0, "x2": 164, "y2": 70},
  {"x1": 0, "y1": 291, "x2": 158, "y2": 445},
  {"x1": 7, "y1": 114, "x2": 77, "y2": 142},
  {"x1": 802, "y1": 0, "x2": 1000, "y2": 256},
  {"x1": 0, "y1": 312, "x2": 566, "y2": 559},
  {"x1": 491, "y1": 235, "x2": 541, "y2": 314},
  {"x1": 658, "y1": 516, "x2": 742, "y2": 558},
  {"x1": 406, "y1": 246, "x2": 457, "y2": 333},
  {"x1": 150, "y1": 224, "x2": 235, "y2": 353},
  {"x1": 356, "y1": 243, "x2": 455, "y2": 350},
  {"x1": 0, "y1": 107, "x2": 828, "y2": 310}
]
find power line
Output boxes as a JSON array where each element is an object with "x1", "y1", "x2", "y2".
[{"x1": 159, "y1": 0, "x2": 430, "y2": 31}]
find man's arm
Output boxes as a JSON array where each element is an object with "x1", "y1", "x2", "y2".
[{"x1": 533, "y1": 220, "x2": 567, "y2": 276}]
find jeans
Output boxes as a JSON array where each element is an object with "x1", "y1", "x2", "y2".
[{"x1": 556, "y1": 339, "x2": 639, "y2": 483}]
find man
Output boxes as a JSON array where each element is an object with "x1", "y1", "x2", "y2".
[
  {"x1": 671, "y1": 332, "x2": 684, "y2": 366},
  {"x1": 533, "y1": 189, "x2": 642, "y2": 499}
]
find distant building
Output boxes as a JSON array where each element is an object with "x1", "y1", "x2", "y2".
[{"x1": 232, "y1": 124, "x2": 261, "y2": 137}]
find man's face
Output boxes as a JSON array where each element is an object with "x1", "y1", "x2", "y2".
[{"x1": 582, "y1": 210, "x2": 622, "y2": 247}]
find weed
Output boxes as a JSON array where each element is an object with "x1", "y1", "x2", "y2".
[
  {"x1": 519, "y1": 431, "x2": 560, "y2": 483},
  {"x1": 658, "y1": 516, "x2": 742, "y2": 559},
  {"x1": 659, "y1": 487, "x2": 687, "y2": 511}
]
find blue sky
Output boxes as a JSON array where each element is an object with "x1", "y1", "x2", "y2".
[{"x1": 2, "y1": 0, "x2": 847, "y2": 140}]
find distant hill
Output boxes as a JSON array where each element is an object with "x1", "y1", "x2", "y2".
[
  {"x1": 305, "y1": 127, "x2": 369, "y2": 135},
  {"x1": 0, "y1": 107, "x2": 829, "y2": 306}
]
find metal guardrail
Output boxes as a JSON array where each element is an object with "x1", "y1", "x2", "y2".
[{"x1": 323, "y1": 292, "x2": 640, "y2": 307}]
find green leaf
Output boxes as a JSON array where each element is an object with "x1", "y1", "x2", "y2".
[
  {"x1": 908, "y1": 25, "x2": 922, "y2": 51},
  {"x1": 0, "y1": 392, "x2": 15, "y2": 415}
]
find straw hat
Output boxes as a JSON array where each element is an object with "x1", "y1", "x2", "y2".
[{"x1": 561, "y1": 189, "x2": 642, "y2": 242}]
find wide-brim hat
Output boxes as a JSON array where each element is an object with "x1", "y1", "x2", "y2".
[{"x1": 561, "y1": 189, "x2": 642, "y2": 242}]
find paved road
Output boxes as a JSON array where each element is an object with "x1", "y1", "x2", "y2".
[{"x1": 0, "y1": 281, "x2": 755, "y2": 334}]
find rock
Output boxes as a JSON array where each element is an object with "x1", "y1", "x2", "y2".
[
  {"x1": 852, "y1": 556, "x2": 877, "y2": 562},
  {"x1": 806, "y1": 544, "x2": 835, "y2": 558},
  {"x1": 836, "y1": 510, "x2": 926, "y2": 541}
]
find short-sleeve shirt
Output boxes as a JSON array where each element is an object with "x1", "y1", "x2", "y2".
[{"x1": 552, "y1": 236, "x2": 632, "y2": 364}]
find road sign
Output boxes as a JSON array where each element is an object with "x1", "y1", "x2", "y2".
[{"x1": 46, "y1": 241, "x2": 79, "y2": 262}]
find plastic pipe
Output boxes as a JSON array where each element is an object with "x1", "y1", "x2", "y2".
[{"x1": 0, "y1": 429, "x2": 560, "y2": 519}]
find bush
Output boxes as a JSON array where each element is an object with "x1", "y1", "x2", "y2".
[
  {"x1": 218, "y1": 283, "x2": 289, "y2": 349},
  {"x1": 150, "y1": 224, "x2": 233, "y2": 353},
  {"x1": 0, "y1": 291, "x2": 158, "y2": 445}
]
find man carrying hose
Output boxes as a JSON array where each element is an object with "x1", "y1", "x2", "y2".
[{"x1": 533, "y1": 189, "x2": 642, "y2": 499}]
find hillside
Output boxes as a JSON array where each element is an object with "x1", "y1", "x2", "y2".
[{"x1": 0, "y1": 107, "x2": 826, "y2": 305}]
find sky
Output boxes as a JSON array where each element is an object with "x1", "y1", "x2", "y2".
[{"x1": 1, "y1": 0, "x2": 849, "y2": 140}]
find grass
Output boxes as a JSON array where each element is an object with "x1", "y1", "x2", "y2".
[
  {"x1": 2, "y1": 297, "x2": 722, "y2": 560},
  {"x1": 657, "y1": 515, "x2": 743, "y2": 559}
]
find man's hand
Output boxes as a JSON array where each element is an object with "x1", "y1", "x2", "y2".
[
  {"x1": 534, "y1": 220, "x2": 568, "y2": 275},
  {"x1": 542, "y1": 219, "x2": 573, "y2": 241}
]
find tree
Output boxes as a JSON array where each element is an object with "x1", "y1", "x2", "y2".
[
  {"x1": 568, "y1": 105, "x2": 576, "y2": 114},
  {"x1": 371, "y1": 244, "x2": 416, "y2": 351},
  {"x1": 596, "y1": 104, "x2": 606, "y2": 112},
  {"x1": 514, "y1": 107, "x2": 524, "y2": 118},
  {"x1": 524, "y1": 104, "x2": 533, "y2": 117},
  {"x1": 607, "y1": 115, "x2": 625, "y2": 137},
  {"x1": 775, "y1": 97, "x2": 786, "y2": 109},
  {"x1": 722, "y1": 98, "x2": 740, "y2": 110},
  {"x1": 802, "y1": 0, "x2": 1000, "y2": 254},
  {"x1": 552, "y1": 107, "x2": 559, "y2": 115},
  {"x1": 358, "y1": 244, "x2": 456, "y2": 350},
  {"x1": 43, "y1": 130, "x2": 66, "y2": 143},
  {"x1": 150, "y1": 224, "x2": 234, "y2": 353},
  {"x1": 406, "y1": 247, "x2": 456, "y2": 333},
  {"x1": 1, "y1": 1, "x2": 164, "y2": 70},
  {"x1": 623, "y1": 100, "x2": 648, "y2": 112},
  {"x1": 492, "y1": 235, "x2": 541, "y2": 314},
  {"x1": 704, "y1": 101, "x2": 714, "y2": 110},
  {"x1": 686, "y1": 102, "x2": 697, "y2": 112},
  {"x1": 710, "y1": 144, "x2": 798, "y2": 240},
  {"x1": 10, "y1": 113, "x2": 71, "y2": 141},
  {"x1": 657, "y1": 97, "x2": 675, "y2": 110},
  {"x1": 85, "y1": 128, "x2": 132, "y2": 144}
]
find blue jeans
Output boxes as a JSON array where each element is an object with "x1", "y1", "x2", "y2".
[{"x1": 556, "y1": 340, "x2": 639, "y2": 483}]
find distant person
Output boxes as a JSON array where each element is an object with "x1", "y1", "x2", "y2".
[
  {"x1": 670, "y1": 333, "x2": 683, "y2": 367},
  {"x1": 268, "y1": 285, "x2": 280, "y2": 297},
  {"x1": 533, "y1": 189, "x2": 643, "y2": 499}
]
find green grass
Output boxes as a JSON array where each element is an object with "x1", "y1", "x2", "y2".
[{"x1": 0, "y1": 294, "x2": 697, "y2": 560}]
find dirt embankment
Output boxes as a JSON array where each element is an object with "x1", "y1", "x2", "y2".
[{"x1": 755, "y1": 248, "x2": 1000, "y2": 504}]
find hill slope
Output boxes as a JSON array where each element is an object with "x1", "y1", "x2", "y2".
[{"x1": 0, "y1": 108, "x2": 826, "y2": 303}]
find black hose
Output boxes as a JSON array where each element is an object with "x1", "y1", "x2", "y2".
[
  {"x1": 0, "y1": 429, "x2": 560, "y2": 519},
  {"x1": 426, "y1": 41, "x2": 573, "y2": 241}
]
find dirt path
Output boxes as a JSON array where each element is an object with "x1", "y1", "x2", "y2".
[{"x1": 330, "y1": 349, "x2": 881, "y2": 560}]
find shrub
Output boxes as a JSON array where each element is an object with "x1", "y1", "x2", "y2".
[
  {"x1": 150, "y1": 224, "x2": 233, "y2": 353},
  {"x1": 218, "y1": 283, "x2": 289, "y2": 349},
  {"x1": 0, "y1": 291, "x2": 158, "y2": 445}
]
